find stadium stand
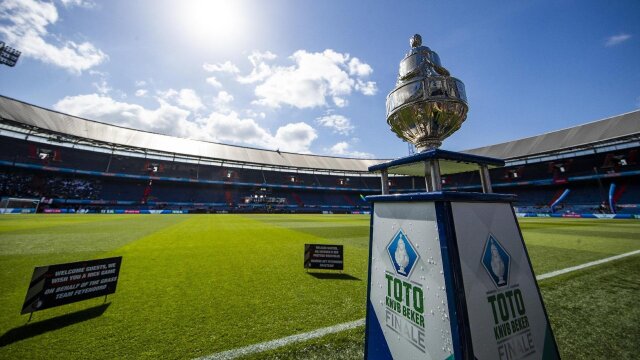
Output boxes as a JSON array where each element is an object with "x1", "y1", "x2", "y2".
[{"x1": 0, "y1": 95, "x2": 639, "y2": 216}]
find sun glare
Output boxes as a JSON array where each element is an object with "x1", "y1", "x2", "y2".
[{"x1": 178, "y1": 0, "x2": 249, "y2": 49}]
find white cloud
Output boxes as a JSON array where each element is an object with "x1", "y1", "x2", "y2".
[
  {"x1": 53, "y1": 94, "x2": 318, "y2": 153},
  {"x1": 245, "y1": 49, "x2": 376, "y2": 109},
  {"x1": 212, "y1": 90, "x2": 234, "y2": 111},
  {"x1": 327, "y1": 141, "x2": 373, "y2": 159},
  {"x1": 605, "y1": 33, "x2": 632, "y2": 47},
  {"x1": 195, "y1": 114, "x2": 317, "y2": 153},
  {"x1": 236, "y1": 50, "x2": 277, "y2": 84},
  {"x1": 253, "y1": 74, "x2": 331, "y2": 109},
  {"x1": 135, "y1": 80, "x2": 147, "y2": 87},
  {"x1": 193, "y1": 114, "x2": 317, "y2": 153},
  {"x1": 53, "y1": 94, "x2": 193, "y2": 137},
  {"x1": 316, "y1": 114, "x2": 354, "y2": 135},
  {"x1": 59, "y1": 0, "x2": 95, "y2": 8},
  {"x1": 202, "y1": 60, "x2": 240, "y2": 73},
  {"x1": 215, "y1": 91, "x2": 234, "y2": 103},
  {"x1": 206, "y1": 76, "x2": 222, "y2": 88},
  {"x1": 89, "y1": 70, "x2": 111, "y2": 94},
  {"x1": 198, "y1": 112, "x2": 271, "y2": 145},
  {"x1": 245, "y1": 109, "x2": 266, "y2": 119},
  {"x1": 135, "y1": 89, "x2": 148, "y2": 97},
  {"x1": 176, "y1": 89, "x2": 204, "y2": 111},
  {"x1": 0, "y1": 0, "x2": 107, "y2": 74},
  {"x1": 157, "y1": 88, "x2": 178, "y2": 100},
  {"x1": 332, "y1": 97, "x2": 348, "y2": 108},
  {"x1": 355, "y1": 80, "x2": 377, "y2": 96},
  {"x1": 92, "y1": 78, "x2": 111, "y2": 94},
  {"x1": 348, "y1": 57, "x2": 373, "y2": 77},
  {"x1": 157, "y1": 88, "x2": 204, "y2": 112},
  {"x1": 274, "y1": 123, "x2": 318, "y2": 153}
]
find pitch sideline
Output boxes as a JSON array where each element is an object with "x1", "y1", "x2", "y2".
[{"x1": 196, "y1": 249, "x2": 640, "y2": 360}]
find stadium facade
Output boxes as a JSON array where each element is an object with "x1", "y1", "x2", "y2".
[{"x1": 0, "y1": 95, "x2": 639, "y2": 217}]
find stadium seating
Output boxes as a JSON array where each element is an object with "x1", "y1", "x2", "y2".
[{"x1": 1, "y1": 134, "x2": 638, "y2": 214}]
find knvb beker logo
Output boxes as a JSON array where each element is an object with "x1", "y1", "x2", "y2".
[
  {"x1": 481, "y1": 234, "x2": 511, "y2": 288},
  {"x1": 387, "y1": 229, "x2": 419, "y2": 278}
]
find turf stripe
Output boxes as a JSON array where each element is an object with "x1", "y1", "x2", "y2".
[
  {"x1": 195, "y1": 319, "x2": 365, "y2": 360},
  {"x1": 196, "y1": 250, "x2": 640, "y2": 360},
  {"x1": 535, "y1": 249, "x2": 640, "y2": 281}
]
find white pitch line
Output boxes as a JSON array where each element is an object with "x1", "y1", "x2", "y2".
[
  {"x1": 196, "y1": 319, "x2": 365, "y2": 360},
  {"x1": 196, "y1": 249, "x2": 640, "y2": 360},
  {"x1": 535, "y1": 249, "x2": 640, "y2": 281}
]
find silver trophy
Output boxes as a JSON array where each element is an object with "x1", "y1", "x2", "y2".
[{"x1": 386, "y1": 34, "x2": 468, "y2": 151}]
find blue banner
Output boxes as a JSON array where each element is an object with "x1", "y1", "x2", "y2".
[
  {"x1": 550, "y1": 189, "x2": 570, "y2": 212},
  {"x1": 609, "y1": 183, "x2": 616, "y2": 214}
]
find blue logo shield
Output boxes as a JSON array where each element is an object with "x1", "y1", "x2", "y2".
[
  {"x1": 387, "y1": 229, "x2": 419, "y2": 278},
  {"x1": 481, "y1": 234, "x2": 511, "y2": 288}
]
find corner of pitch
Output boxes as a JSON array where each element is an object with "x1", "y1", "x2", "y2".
[{"x1": 384, "y1": 272, "x2": 426, "y2": 352}]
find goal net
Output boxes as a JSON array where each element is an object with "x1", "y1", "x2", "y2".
[{"x1": 0, "y1": 197, "x2": 41, "y2": 214}]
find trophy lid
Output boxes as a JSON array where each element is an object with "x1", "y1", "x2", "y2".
[
  {"x1": 398, "y1": 34, "x2": 446, "y2": 82},
  {"x1": 386, "y1": 34, "x2": 469, "y2": 151}
]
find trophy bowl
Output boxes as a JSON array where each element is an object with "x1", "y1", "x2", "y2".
[{"x1": 386, "y1": 34, "x2": 468, "y2": 151}]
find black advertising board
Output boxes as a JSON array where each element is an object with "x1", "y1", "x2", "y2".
[
  {"x1": 304, "y1": 244, "x2": 344, "y2": 270},
  {"x1": 21, "y1": 256, "x2": 122, "y2": 314}
]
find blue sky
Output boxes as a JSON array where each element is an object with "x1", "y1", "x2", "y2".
[{"x1": 1, "y1": 0, "x2": 638, "y2": 159}]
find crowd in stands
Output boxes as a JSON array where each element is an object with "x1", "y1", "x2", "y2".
[
  {"x1": 514, "y1": 204, "x2": 614, "y2": 214},
  {"x1": 45, "y1": 177, "x2": 101, "y2": 200},
  {"x1": 2, "y1": 164, "x2": 637, "y2": 214},
  {"x1": 1, "y1": 135, "x2": 639, "y2": 214},
  {"x1": 0, "y1": 171, "x2": 101, "y2": 200},
  {"x1": 0, "y1": 171, "x2": 38, "y2": 198}
]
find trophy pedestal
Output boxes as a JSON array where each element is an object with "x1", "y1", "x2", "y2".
[{"x1": 364, "y1": 151, "x2": 559, "y2": 359}]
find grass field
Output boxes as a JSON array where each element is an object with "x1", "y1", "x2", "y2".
[{"x1": 0, "y1": 214, "x2": 638, "y2": 359}]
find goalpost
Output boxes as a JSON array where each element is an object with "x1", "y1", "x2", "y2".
[{"x1": 0, "y1": 197, "x2": 41, "y2": 214}]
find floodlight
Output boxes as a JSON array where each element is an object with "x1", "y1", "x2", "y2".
[{"x1": 0, "y1": 42, "x2": 21, "y2": 67}]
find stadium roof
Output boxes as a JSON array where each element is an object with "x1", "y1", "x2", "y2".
[
  {"x1": 464, "y1": 110, "x2": 640, "y2": 160},
  {"x1": 1, "y1": 95, "x2": 639, "y2": 171},
  {"x1": 0, "y1": 95, "x2": 384, "y2": 173}
]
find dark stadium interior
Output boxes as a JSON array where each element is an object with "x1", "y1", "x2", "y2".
[
  {"x1": 1, "y1": 134, "x2": 639, "y2": 214},
  {"x1": 0, "y1": 95, "x2": 638, "y2": 215}
]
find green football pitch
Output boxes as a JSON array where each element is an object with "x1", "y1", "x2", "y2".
[{"x1": 0, "y1": 214, "x2": 638, "y2": 359}]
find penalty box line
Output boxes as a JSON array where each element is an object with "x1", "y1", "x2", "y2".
[{"x1": 196, "y1": 249, "x2": 640, "y2": 360}]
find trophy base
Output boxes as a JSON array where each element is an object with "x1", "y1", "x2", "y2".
[
  {"x1": 369, "y1": 148, "x2": 504, "y2": 193},
  {"x1": 363, "y1": 192, "x2": 560, "y2": 360},
  {"x1": 415, "y1": 140, "x2": 441, "y2": 152}
]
